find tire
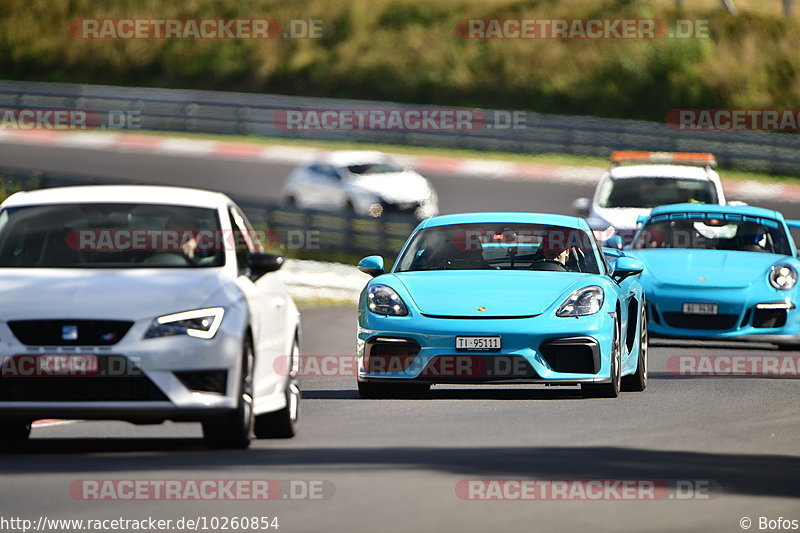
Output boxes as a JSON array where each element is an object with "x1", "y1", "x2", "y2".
[
  {"x1": 357, "y1": 381, "x2": 430, "y2": 399},
  {"x1": 254, "y1": 340, "x2": 300, "y2": 439},
  {"x1": 202, "y1": 338, "x2": 254, "y2": 449},
  {"x1": 622, "y1": 303, "x2": 648, "y2": 392},
  {"x1": 0, "y1": 420, "x2": 31, "y2": 446},
  {"x1": 582, "y1": 319, "x2": 621, "y2": 398}
]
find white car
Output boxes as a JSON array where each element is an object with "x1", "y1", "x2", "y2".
[
  {"x1": 0, "y1": 185, "x2": 300, "y2": 449},
  {"x1": 573, "y1": 152, "x2": 728, "y2": 237},
  {"x1": 280, "y1": 150, "x2": 438, "y2": 219}
]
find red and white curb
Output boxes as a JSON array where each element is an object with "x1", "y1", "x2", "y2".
[
  {"x1": 32, "y1": 419, "x2": 75, "y2": 428},
  {"x1": 0, "y1": 128, "x2": 798, "y2": 203}
]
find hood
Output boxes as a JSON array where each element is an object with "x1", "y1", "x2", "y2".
[
  {"x1": 589, "y1": 207, "x2": 652, "y2": 231},
  {"x1": 625, "y1": 249, "x2": 786, "y2": 289},
  {"x1": 0, "y1": 268, "x2": 234, "y2": 321},
  {"x1": 348, "y1": 170, "x2": 431, "y2": 203},
  {"x1": 392, "y1": 271, "x2": 589, "y2": 317}
]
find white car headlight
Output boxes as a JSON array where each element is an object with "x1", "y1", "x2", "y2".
[
  {"x1": 367, "y1": 285, "x2": 408, "y2": 316},
  {"x1": 556, "y1": 286, "x2": 605, "y2": 317},
  {"x1": 769, "y1": 264, "x2": 798, "y2": 291},
  {"x1": 144, "y1": 307, "x2": 225, "y2": 339}
]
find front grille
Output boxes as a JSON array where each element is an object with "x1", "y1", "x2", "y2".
[
  {"x1": 8, "y1": 320, "x2": 133, "y2": 346},
  {"x1": 539, "y1": 337, "x2": 600, "y2": 374},
  {"x1": 663, "y1": 313, "x2": 739, "y2": 330},
  {"x1": 174, "y1": 370, "x2": 228, "y2": 394},
  {"x1": 752, "y1": 308, "x2": 788, "y2": 329},
  {"x1": 0, "y1": 356, "x2": 167, "y2": 402},
  {"x1": 364, "y1": 337, "x2": 420, "y2": 373},
  {"x1": 381, "y1": 201, "x2": 420, "y2": 215},
  {"x1": 419, "y1": 354, "x2": 538, "y2": 381}
]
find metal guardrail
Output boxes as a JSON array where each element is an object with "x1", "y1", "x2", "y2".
[
  {"x1": 0, "y1": 79, "x2": 799, "y2": 176},
  {"x1": 0, "y1": 168, "x2": 419, "y2": 259}
]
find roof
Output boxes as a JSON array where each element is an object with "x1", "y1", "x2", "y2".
[
  {"x1": 1, "y1": 185, "x2": 232, "y2": 209},
  {"x1": 417, "y1": 212, "x2": 591, "y2": 230},
  {"x1": 650, "y1": 202, "x2": 783, "y2": 220},
  {"x1": 609, "y1": 164, "x2": 714, "y2": 180},
  {"x1": 322, "y1": 150, "x2": 391, "y2": 167}
]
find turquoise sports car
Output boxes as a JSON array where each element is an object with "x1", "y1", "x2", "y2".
[
  {"x1": 356, "y1": 212, "x2": 647, "y2": 398},
  {"x1": 625, "y1": 203, "x2": 800, "y2": 348}
]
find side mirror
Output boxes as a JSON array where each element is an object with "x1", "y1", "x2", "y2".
[
  {"x1": 612, "y1": 256, "x2": 644, "y2": 283},
  {"x1": 572, "y1": 197, "x2": 591, "y2": 217},
  {"x1": 248, "y1": 252, "x2": 284, "y2": 279},
  {"x1": 636, "y1": 215, "x2": 648, "y2": 226},
  {"x1": 358, "y1": 255, "x2": 385, "y2": 277},
  {"x1": 605, "y1": 234, "x2": 624, "y2": 250}
]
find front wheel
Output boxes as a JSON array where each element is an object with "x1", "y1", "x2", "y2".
[
  {"x1": 202, "y1": 338, "x2": 254, "y2": 449},
  {"x1": 582, "y1": 321, "x2": 621, "y2": 398},
  {"x1": 622, "y1": 303, "x2": 648, "y2": 392},
  {"x1": 254, "y1": 341, "x2": 300, "y2": 439}
]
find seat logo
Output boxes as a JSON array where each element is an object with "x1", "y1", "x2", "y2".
[{"x1": 62, "y1": 325, "x2": 79, "y2": 341}]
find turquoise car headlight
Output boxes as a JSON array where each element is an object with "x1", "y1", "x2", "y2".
[
  {"x1": 144, "y1": 307, "x2": 225, "y2": 339},
  {"x1": 367, "y1": 284, "x2": 408, "y2": 316},
  {"x1": 556, "y1": 286, "x2": 605, "y2": 317},
  {"x1": 769, "y1": 264, "x2": 798, "y2": 291}
]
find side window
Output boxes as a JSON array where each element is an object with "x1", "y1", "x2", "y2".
[
  {"x1": 228, "y1": 208, "x2": 252, "y2": 275},
  {"x1": 320, "y1": 164, "x2": 340, "y2": 180}
]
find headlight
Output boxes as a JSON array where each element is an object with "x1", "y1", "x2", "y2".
[
  {"x1": 556, "y1": 286, "x2": 605, "y2": 317},
  {"x1": 144, "y1": 307, "x2": 225, "y2": 339},
  {"x1": 769, "y1": 264, "x2": 798, "y2": 291},
  {"x1": 367, "y1": 285, "x2": 408, "y2": 316}
]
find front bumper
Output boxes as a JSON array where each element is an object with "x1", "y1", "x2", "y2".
[
  {"x1": 357, "y1": 311, "x2": 617, "y2": 385},
  {"x1": 0, "y1": 306, "x2": 269, "y2": 423},
  {"x1": 646, "y1": 284, "x2": 799, "y2": 343}
]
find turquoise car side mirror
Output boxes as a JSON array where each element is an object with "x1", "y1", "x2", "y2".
[
  {"x1": 612, "y1": 256, "x2": 644, "y2": 283},
  {"x1": 358, "y1": 255, "x2": 385, "y2": 277},
  {"x1": 636, "y1": 215, "x2": 648, "y2": 226}
]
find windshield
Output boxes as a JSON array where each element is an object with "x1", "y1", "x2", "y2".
[
  {"x1": 0, "y1": 203, "x2": 225, "y2": 268},
  {"x1": 632, "y1": 213, "x2": 792, "y2": 255},
  {"x1": 346, "y1": 162, "x2": 402, "y2": 175},
  {"x1": 598, "y1": 177, "x2": 718, "y2": 208},
  {"x1": 395, "y1": 223, "x2": 601, "y2": 273}
]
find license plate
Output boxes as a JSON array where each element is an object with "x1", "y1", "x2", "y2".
[
  {"x1": 456, "y1": 336, "x2": 502, "y2": 351},
  {"x1": 0, "y1": 354, "x2": 99, "y2": 377},
  {"x1": 682, "y1": 303, "x2": 719, "y2": 315}
]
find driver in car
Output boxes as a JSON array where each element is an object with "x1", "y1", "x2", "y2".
[{"x1": 532, "y1": 230, "x2": 588, "y2": 271}]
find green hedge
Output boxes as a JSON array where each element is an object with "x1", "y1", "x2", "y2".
[{"x1": 1, "y1": 0, "x2": 798, "y2": 121}]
